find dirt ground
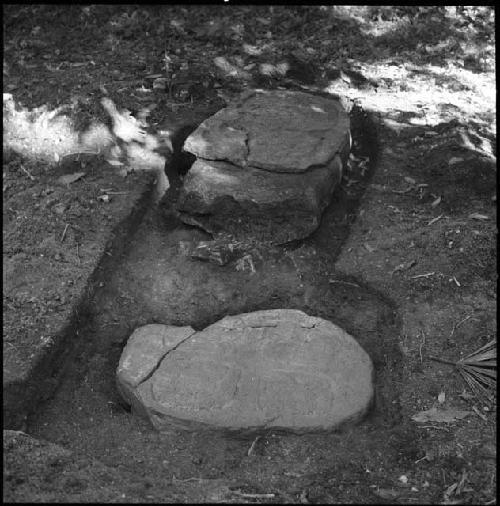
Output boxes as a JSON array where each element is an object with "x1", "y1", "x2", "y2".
[{"x1": 3, "y1": 6, "x2": 496, "y2": 504}]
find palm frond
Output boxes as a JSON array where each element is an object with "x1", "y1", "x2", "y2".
[{"x1": 429, "y1": 338, "x2": 496, "y2": 403}]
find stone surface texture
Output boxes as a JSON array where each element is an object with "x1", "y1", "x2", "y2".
[
  {"x1": 116, "y1": 324, "x2": 196, "y2": 417},
  {"x1": 176, "y1": 90, "x2": 350, "y2": 244},
  {"x1": 116, "y1": 310, "x2": 374, "y2": 434}
]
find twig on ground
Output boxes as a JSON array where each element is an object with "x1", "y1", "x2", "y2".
[
  {"x1": 411, "y1": 272, "x2": 435, "y2": 279},
  {"x1": 456, "y1": 315, "x2": 474, "y2": 328},
  {"x1": 247, "y1": 436, "x2": 261, "y2": 456},
  {"x1": 391, "y1": 187, "x2": 413, "y2": 194},
  {"x1": 20, "y1": 164, "x2": 35, "y2": 180},
  {"x1": 60, "y1": 223, "x2": 69, "y2": 243},
  {"x1": 171, "y1": 475, "x2": 204, "y2": 483},
  {"x1": 450, "y1": 315, "x2": 474, "y2": 339},
  {"x1": 427, "y1": 214, "x2": 443, "y2": 226},
  {"x1": 419, "y1": 329, "x2": 426, "y2": 363},
  {"x1": 231, "y1": 491, "x2": 275, "y2": 499},
  {"x1": 417, "y1": 425, "x2": 450, "y2": 431},
  {"x1": 471, "y1": 405, "x2": 487, "y2": 421},
  {"x1": 328, "y1": 279, "x2": 360, "y2": 288}
]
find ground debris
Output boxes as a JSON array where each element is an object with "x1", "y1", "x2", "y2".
[{"x1": 411, "y1": 407, "x2": 472, "y2": 423}]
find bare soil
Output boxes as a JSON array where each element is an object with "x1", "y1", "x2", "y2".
[{"x1": 3, "y1": 6, "x2": 496, "y2": 504}]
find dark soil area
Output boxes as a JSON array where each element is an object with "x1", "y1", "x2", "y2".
[{"x1": 3, "y1": 6, "x2": 496, "y2": 504}]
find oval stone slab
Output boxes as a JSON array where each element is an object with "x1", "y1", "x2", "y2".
[{"x1": 117, "y1": 310, "x2": 374, "y2": 433}]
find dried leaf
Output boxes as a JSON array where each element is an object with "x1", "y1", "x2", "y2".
[
  {"x1": 431, "y1": 196, "x2": 442, "y2": 207},
  {"x1": 411, "y1": 407, "x2": 471, "y2": 423},
  {"x1": 444, "y1": 482, "x2": 458, "y2": 497},
  {"x1": 448, "y1": 157, "x2": 463, "y2": 165},
  {"x1": 57, "y1": 171, "x2": 85, "y2": 186},
  {"x1": 468, "y1": 213, "x2": 489, "y2": 221},
  {"x1": 153, "y1": 78, "x2": 167, "y2": 90},
  {"x1": 364, "y1": 243, "x2": 375, "y2": 253},
  {"x1": 391, "y1": 263, "x2": 405, "y2": 274},
  {"x1": 243, "y1": 43, "x2": 262, "y2": 56},
  {"x1": 373, "y1": 488, "x2": 400, "y2": 500}
]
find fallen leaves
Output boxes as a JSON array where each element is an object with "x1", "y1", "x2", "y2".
[
  {"x1": 442, "y1": 470, "x2": 470, "y2": 504},
  {"x1": 468, "y1": 212, "x2": 490, "y2": 221},
  {"x1": 235, "y1": 254, "x2": 256, "y2": 274},
  {"x1": 415, "y1": 449, "x2": 436, "y2": 464},
  {"x1": 57, "y1": 171, "x2": 85, "y2": 186},
  {"x1": 391, "y1": 259, "x2": 416, "y2": 275},
  {"x1": 152, "y1": 78, "x2": 168, "y2": 90},
  {"x1": 392, "y1": 177, "x2": 429, "y2": 196},
  {"x1": 448, "y1": 156, "x2": 464, "y2": 165},
  {"x1": 372, "y1": 488, "x2": 400, "y2": 500},
  {"x1": 429, "y1": 338, "x2": 497, "y2": 403},
  {"x1": 213, "y1": 56, "x2": 250, "y2": 79},
  {"x1": 411, "y1": 407, "x2": 472, "y2": 423},
  {"x1": 430, "y1": 195, "x2": 442, "y2": 207}
]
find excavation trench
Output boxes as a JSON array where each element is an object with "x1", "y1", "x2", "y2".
[{"x1": 26, "y1": 109, "x2": 410, "y2": 491}]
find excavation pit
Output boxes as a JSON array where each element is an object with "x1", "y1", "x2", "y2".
[{"x1": 21, "y1": 106, "x2": 409, "y2": 499}]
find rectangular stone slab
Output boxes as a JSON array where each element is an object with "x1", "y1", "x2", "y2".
[
  {"x1": 183, "y1": 90, "x2": 351, "y2": 173},
  {"x1": 176, "y1": 154, "x2": 344, "y2": 244}
]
